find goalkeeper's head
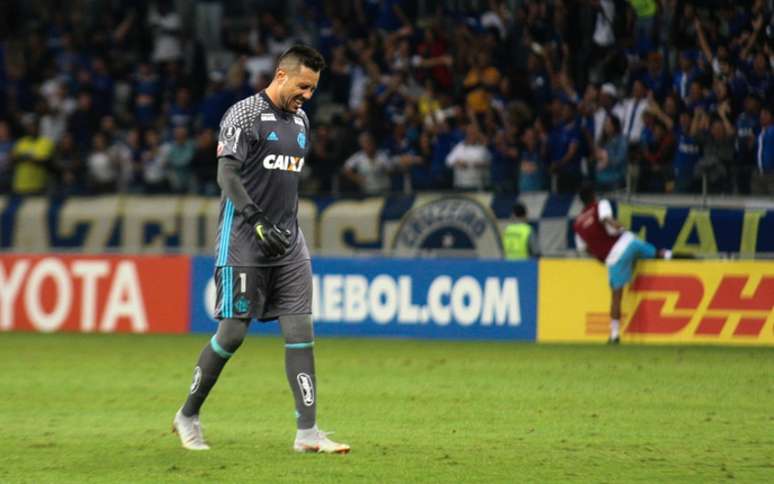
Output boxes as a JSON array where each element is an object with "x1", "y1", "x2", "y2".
[{"x1": 270, "y1": 45, "x2": 326, "y2": 113}]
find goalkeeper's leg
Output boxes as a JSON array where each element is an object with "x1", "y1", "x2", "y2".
[
  {"x1": 280, "y1": 314, "x2": 316, "y2": 430},
  {"x1": 281, "y1": 314, "x2": 350, "y2": 454},
  {"x1": 181, "y1": 318, "x2": 249, "y2": 416},
  {"x1": 174, "y1": 318, "x2": 249, "y2": 450}
]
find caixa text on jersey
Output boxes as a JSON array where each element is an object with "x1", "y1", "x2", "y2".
[{"x1": 262, "y1": 154, "x2": 305, "y2": 172}]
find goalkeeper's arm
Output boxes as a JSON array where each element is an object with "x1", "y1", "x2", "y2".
[
  {"x1": 217, "y1": 156, "x2": 255, "y2": 213},
  {"x1": 217, "y1": 156, "x2": 290, "y2": 256}
]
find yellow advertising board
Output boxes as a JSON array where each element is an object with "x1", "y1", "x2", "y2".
[{"x1": 538, "y1": 259, "x2": 774, "y2": 345}]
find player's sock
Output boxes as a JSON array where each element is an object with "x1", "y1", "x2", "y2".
[
  {"x1": 610, "y1": 318, "x2": 620, "y2": 340},
  {"x1": 181, "y1": 318, "x2": 248, "y2": 417},
  {"x1": 296, "y1": 425, "x2": 319, "y2": 440},
  {"x1": 285, "y1": 346, "x2": 316, "y2": 429},
  {"x1": 279, "y1": 314, "x2": 317, "y2": 430}
]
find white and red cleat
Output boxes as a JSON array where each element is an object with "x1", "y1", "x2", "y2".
[{"x1": 293, "y1": 428, "x2": 350, "y2": 454}]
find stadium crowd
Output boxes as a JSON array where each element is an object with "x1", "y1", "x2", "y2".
[{"x1": 0, "y1": 0, "x2": 773, "y2": 197}]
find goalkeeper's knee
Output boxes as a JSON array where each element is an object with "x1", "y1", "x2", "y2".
[
  {"x1": 279, "y1": 314, "x2": 314, "y2": 345},
  {"x1": 214, "y1": 318, "x2": 249, "y2": 354}
]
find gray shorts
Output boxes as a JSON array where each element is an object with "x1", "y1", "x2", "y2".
[{"x1": 214, "y1": 260, "x2": 312, "y2": 322}]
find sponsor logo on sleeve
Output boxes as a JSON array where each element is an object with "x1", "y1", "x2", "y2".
[
  {"x1": 224, "y1": 125, "x2": 240, "y2": 140},
  {"x1": 219, "y1": 126, "x2": 242, "y2": 155}
]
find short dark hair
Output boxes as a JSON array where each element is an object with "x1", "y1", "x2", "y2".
[
  {"x1": 278, "y1": 45, "x2": 326, "y2": 73},
  {"x1": 512, "y1": 202, "x2": 527, "y2": 218},
  {"x1": 579, "y1": 182, "x2": 596, "y2": 205}
]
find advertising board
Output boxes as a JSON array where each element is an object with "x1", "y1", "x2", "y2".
[
  {"x1": 190, "y1": 256, "x2": 538, "y2": 340},
  {"x1": 0, "y1": 255, "x2": 190, "y2": 333}
]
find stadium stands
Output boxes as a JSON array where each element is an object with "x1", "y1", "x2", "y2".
[{"x1": 0, "y1": 0, "x2": 772, "y2": 197}]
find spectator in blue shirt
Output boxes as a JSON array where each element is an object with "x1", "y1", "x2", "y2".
[
  {"x1": 376, "y1": 0, "x2": 410, "y2": 33},
  {"x1": 734, "y1": 94, "x2": 761, "y2": 194},
  {"x1": 673, "y1": 51, "x2": 700, "y2": 101},
  {"x1": 752, "y1": 106, "x2": 774, "y2": 195},
  {"x1": 640, "y1": 52, "x2": 670, "y2": 101},
  {"x1": 198, "y1": 73, "x2": 231, "y2": 131},
  {"x1": 132, "y1": 63, "x2": 160, "y2": 129},
  {"x1": 491, "y1": 125, "x2": 519, "y2": 193},
  {"x1": 0, "y1": 120, "x2": 14, "y2": 192},
  {"x1": 548, "y1": 98, "x2": 582, "y2": 194},
  {"x1": 745, "y1": 52, "x2": 772, "y2": 101},
  {"x1": 673, "y1": 111, "x2": 702, "y2": 193},
  {"x1": 526, "y1": 52, "x2": 552, "y2": 113},
  {"x1": 91, "y1": 58, "x2": 115, "y2": 117},
  {"x1": 168, "y1": 86, "x2": 195, "y2": 130},
  {"x1": 429, "y1": 119, "x2": 461, "y2": 190},
  {"x1": 67, "y1": 91, "x2": 100, "y2": 152},
  {"x1": 594, "y1": 115, "x2": 628, "y2": 191},
  {"x1": 407, "y1": 129, "x2": 435, "y2": 191},
  {"x1": 518, "y1": 126, "x2": 545, "y2": 193},
  {"x1": 685, "y1": 79, "x2": 710, "y2": 112}
]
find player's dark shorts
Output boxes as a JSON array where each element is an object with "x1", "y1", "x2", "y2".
[{"x1": 214, "y1": 260, "x2": 312, "y2": 321}]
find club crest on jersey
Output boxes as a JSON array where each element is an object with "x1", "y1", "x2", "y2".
[
  {"x1": 297, "y1": 132, "x2": 306, "y2": 149},
  {"x1": 263, "y1": 154, "x2": 305, "y2": 172},
  {"x1": 235, "y1": 296, "x2": 249, "y2": 314}
]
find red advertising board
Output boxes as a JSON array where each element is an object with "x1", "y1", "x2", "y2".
[{"x1": 0, "y1": 255, "x2": 190, "y2": 334}]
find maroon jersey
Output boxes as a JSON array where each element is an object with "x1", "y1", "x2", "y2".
[{"x1": 573, "y1": 201, "x2": 620, "y2": 263}]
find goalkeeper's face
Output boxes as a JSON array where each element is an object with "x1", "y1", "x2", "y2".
[{"x1": 277, "y1": 65, "x2": 320, "y2": 113}]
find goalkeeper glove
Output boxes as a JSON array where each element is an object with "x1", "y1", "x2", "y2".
[{"x1": 243, "y1": 205, "x2": 291, "y2": 257}]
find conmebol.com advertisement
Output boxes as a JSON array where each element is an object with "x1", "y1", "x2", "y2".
[{"x1": 190, "y1": 257, "x2": 538, "y2": 340}]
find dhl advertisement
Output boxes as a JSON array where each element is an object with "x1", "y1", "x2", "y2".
[{"x1": 539, "y1": 259, "x2": 774, "y2": 345}]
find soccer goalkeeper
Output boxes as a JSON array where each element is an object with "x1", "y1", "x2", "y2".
[{"x1": 173, "y1": 45, "x2": 349, "y2": 454}]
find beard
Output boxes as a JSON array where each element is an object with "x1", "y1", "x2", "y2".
[{"x1": 282, "y1": 93, "x2": 305, "y2": 112}]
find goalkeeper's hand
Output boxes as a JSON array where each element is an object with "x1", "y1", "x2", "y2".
[{"x1": 244, "y1": 205, "x2": 291, "y2": 257}]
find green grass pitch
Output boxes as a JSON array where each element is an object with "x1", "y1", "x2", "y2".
[{"x1": 0, "y1": 333, "x2": 772, "y2": 483}]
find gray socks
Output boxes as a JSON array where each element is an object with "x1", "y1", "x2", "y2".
[
  {"x1": 181, "y1": 318, "x2": 248, "y2": 417},
  {"x1": 181, "y1": 314, "x2": 316, "y2": 431},
  {"x1": 279, "y1": 314, "x2": 317, "y2": 430}
]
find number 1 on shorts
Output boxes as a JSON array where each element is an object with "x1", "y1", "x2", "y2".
[{"x1": 239, "y1": 272, "x2": 246, "y2": 293}]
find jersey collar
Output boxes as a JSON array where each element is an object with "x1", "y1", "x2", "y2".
[{"x1": 260, "y1": 90, "x2": 291, "y2": 120}]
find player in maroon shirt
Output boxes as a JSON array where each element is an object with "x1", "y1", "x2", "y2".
[{"x1": 573, "y1": 185, "x2": 672, "y2": 343}]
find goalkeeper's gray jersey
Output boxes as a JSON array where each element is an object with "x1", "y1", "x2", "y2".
[{"x1": 214, "y1": 91, "x2": 311, "y2": 267}]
